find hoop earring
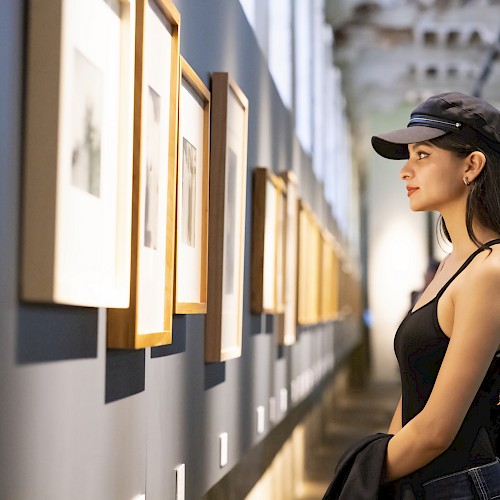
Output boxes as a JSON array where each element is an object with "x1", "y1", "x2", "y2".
[{"x1": 463, "y1": 177, "x2": 470, "y2": 186}]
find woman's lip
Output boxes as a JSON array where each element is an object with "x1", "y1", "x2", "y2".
[{"x1": 406, "y1": 187, "x2": 419, "y2": 197}]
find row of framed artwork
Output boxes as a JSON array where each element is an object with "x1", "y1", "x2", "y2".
[
  {"x1": 21, "y1": 0, "x2": 357, "y2": 362},
  {"x1": 250, "y1": 169, "x2": 345, "y2": 344},
  {"x1": 22, "y1": 0, "x2": 248, "y2": 361}
]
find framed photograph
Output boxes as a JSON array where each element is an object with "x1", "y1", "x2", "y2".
[
  {"x1": 330, "y1": 239, "x2": 340, "y2": 320},
  {"x1": 205, "y1": 73, "x2": 249, "y2": 362},
  {"x1": 277, "y1": 171, "x2": 298, "y2": 345},
  {"x1": 275, "y1": 177, "x2": 287, "y2": 315},
  {"x1": 309, "y1": 215, "x2": 321, "y2": 325},
  {"x1": 297, "y1": 200, "x2": 310, "y2": 326},
  {"x1": 250, "y1": 168, "x2": 286, "y2": 314},
  {"x1": 320, "y1": 230, "x2": 339, "y2": 322},
  {"x1": 21, "y1": 0, "x2": 136, "y2": 306},
  {"x1": 297, "y1": 202, "x2": 320, "y2": 326},
  {"x1": 174, "y1": 57, "x2": 210, "y2": 314},
  {"x1": 107, "y1": 0, "x2": 180, "y2": 348},
  {"x1": 319, "y1": 230, "x2": 329, "y2": 322}
]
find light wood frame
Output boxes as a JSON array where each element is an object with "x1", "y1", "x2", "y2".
[
  {"x1": 107, "y1": 0, "x2": 180, "y2": 349},
  {"x1": 297, "y1": 201, "x2": 321, "y2": 326},
  {"x1": 205, "y1": 73, "x2": 249, "y2": 362},
  {"x1": 21, "y1": 0, "x2": 136, "y2": 307},
  {"x1": 319, "y1": 230, "x2": 339, "y2": 322},
  {"x1": 331, "y1": 239, "x2": 340, "y2": 320},
  {"x1": 275, "y1": 176, "x2": 287, "y2": 315},
  {"x1": 309, "y1": 215, "x2": 321, "y2": 325},
  {"x1": 251, "y1": 167, "x2": 286, "y2": 314},
  {"x1": 297, "y1": 200, "x2": 310, "y2": 326},
  {"x1": 174, "y1": 57, "x2": 210, "y2": 314},
  {"x1": 319, "y1": 231, "x2": 329, "y2": 322},
  {"x1": 277, "y1": 171, "x2": 298, "y2": 345}
]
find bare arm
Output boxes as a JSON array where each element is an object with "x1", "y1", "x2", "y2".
[
  {"x1": 388, "y1": 396, "x2": 402, "y2": 434},
  {"x1": 385, "y1": 260, "x2": 500, "y2": 480}
]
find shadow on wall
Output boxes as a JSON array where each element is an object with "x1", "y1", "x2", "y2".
[
  {"x1": 107, "y1": 314, "x2": 193, "y2": 403},
  {"x1": 17, "y1": 303, "x2": 98, "y2": 363},
  {"x1": 16, "y1": 304, "x2": 202, "y2": 403},
  {"x1": 249, "y1": 313, "x2": 274, "y2": 337},
  {"x1": 105, "y1": 349, "x2": 145, "y2": 403}
]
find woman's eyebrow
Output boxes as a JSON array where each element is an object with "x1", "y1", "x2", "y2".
[{"x1": 410, "y1": 141, "x2": 433, "y2": 150}]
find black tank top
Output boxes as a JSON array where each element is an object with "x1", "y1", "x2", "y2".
[{"x1": 394, "y1": 240, "x2": 500, "y2": 490}]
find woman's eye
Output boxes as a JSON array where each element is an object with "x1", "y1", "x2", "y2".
[{"x1": 417, "y1": 151, "x2": 429, "y2": 159}]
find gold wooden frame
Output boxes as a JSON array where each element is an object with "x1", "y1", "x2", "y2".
[
  {"x1": 277, "y1": 171, "x2": 298, "y2": 345},
  {"x1": 319, "y1": 230, "x2": 330, "y2": 322},
  {"x1": 107, "y1": 0, "x2": 180, "y2": 349},
  {"x1": 319, "y1": 230, "x2": 339, "y2": 322},
  {"x1": 205, "y1": 73, "x2": 249, "y2": 362},
  {"x1": 297, "y1": 200, "x2": 309, "y2": 326},
  {"x1": 21, "y1": 0, "x2": 136, "y2": 307},
  {"x1": 174, "y1": 57, "x2": 210, "y2": 314},
  {"x1": 251, "y1": 167, "x2": 286, "y2": 314},
  {"x1": 331, "y1": 240, "x2": 340, "y2": 319},
  {"x1": 275, "y1": 177, "x2": 287, "y2": 315},
  {"x1": 309, "y1": 214, "x2": 321, "y2": 325},
  {"x1": 297, "y1": 201, "x2": 321, "y2": 326},
  {"x1": 278, "y1": 170, "x2": 299, "y2": 345}
]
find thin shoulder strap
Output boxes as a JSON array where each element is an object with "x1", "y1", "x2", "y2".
[{"x1": 436, "y1": 238, "x2": 500, "y2": 300}]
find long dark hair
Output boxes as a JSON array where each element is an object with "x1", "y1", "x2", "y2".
[{"x1": 430, "y1": 133, "x2": 500, "y2": 247}]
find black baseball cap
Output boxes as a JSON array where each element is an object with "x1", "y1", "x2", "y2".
[{"x1": 372, "y1": 92, "x2": 500, "y2": 159}]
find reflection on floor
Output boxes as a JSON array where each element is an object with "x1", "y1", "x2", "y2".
[
  {"x1": 245, "y1": 373, "x2": 401, "y2": 500},
  {"x1": 297, "y1": 380, "x2": 400, "y2": 500}
]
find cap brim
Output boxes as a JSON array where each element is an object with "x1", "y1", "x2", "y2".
[{"x1": 371, "y1": 126, "x2": 448, "y2": 159}]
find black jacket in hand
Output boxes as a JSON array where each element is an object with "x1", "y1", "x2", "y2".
[{"x1": 323, "y1": 433, "x2": 393, "y2": 500}]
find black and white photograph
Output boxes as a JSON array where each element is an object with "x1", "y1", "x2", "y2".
[
  {"x1": 22, "y1": 0, "x2": 134, "y2": 308},
  {"x1": 107, "y1": 0, "x2": 180, "y2": 348},
  {"x1": 144, "y1": 85, "x2": 161, "y2": 250},
  {"x1": 224, "y1": 148, "x2": 237, "y2": 295},
  {"x1": 174, "y1": 58, "x2": 211, "y2": 315},
  {"x1": 181, "y1": 137, "x2": 197, "y2": 248},
  {"x1": 71, "y1": 48, "x2": 102, "y2": 197},
  {"x1": 206, "y1": 73, "x2": 248, "y2": 362}
]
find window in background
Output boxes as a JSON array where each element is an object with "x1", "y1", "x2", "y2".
[
  {"x1": 294, "y1": 0, "x2": 313, "y2": 153},
  {"x1": 312, "y1": 7, "x2": 330, "y2": 180},
  {"x1": 268, "y1": 0, "x2": 293, "y2": 109}
]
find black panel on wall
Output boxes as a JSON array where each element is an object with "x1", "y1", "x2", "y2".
[
  {"x1": 151, "y1": 314, "x2": 188, "y2": 357},
  {"x1": 204, "y1": 361, "x2": 226, "y2": 389},
  {"x1": 17, "y1": 304, "x2": 98, "y2": 363},
  {"x1": 249, "y1": 313, "x2": 274, "y2": 336},
  {"x1": 105, "y1": 348, "x2": 145, "y2": 403}
]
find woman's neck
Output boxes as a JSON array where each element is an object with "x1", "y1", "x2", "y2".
[{"x1": 441, "y1": 207, "x2": 500, "y2": 259}]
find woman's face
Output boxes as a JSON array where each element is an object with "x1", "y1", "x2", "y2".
[{"x1": 399, "y1": 141, "x2": 467, "y2": 212}]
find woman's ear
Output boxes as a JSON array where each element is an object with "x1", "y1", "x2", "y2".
[{"x1": 464, "y1": 151, "x2": 487, "y2": 182}]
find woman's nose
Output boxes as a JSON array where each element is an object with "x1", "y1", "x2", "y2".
[{"x1": 400, "y1": 162, "x2": 412, "y2": 180}]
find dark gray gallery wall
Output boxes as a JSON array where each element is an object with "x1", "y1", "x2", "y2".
[{"x1": 0, "y1": 1, "x2": 360, "y2": 499}]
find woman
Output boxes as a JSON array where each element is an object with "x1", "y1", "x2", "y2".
[
  {"x1": 374, "y1": 92, "x2": 500, "y2": 498},
  {"x1": 326, "y1": 93, "x2": 500, "y2": 499}
]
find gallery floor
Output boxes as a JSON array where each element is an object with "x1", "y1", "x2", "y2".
[{"x1": 295, "y1": 380, "x2": 401, "y2": 500}]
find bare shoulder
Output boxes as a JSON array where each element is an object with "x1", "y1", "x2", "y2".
[{"x1": 466, "y1": 246, "x2": 500, "y2": 295}]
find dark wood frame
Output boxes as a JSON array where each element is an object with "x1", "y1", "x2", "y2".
[
  {"x1": 251, "y1": 167, "x2": 285, "y2": 314},
  {"x1": 205, "y1": 73, "x2": 249, "y2": 362}
]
